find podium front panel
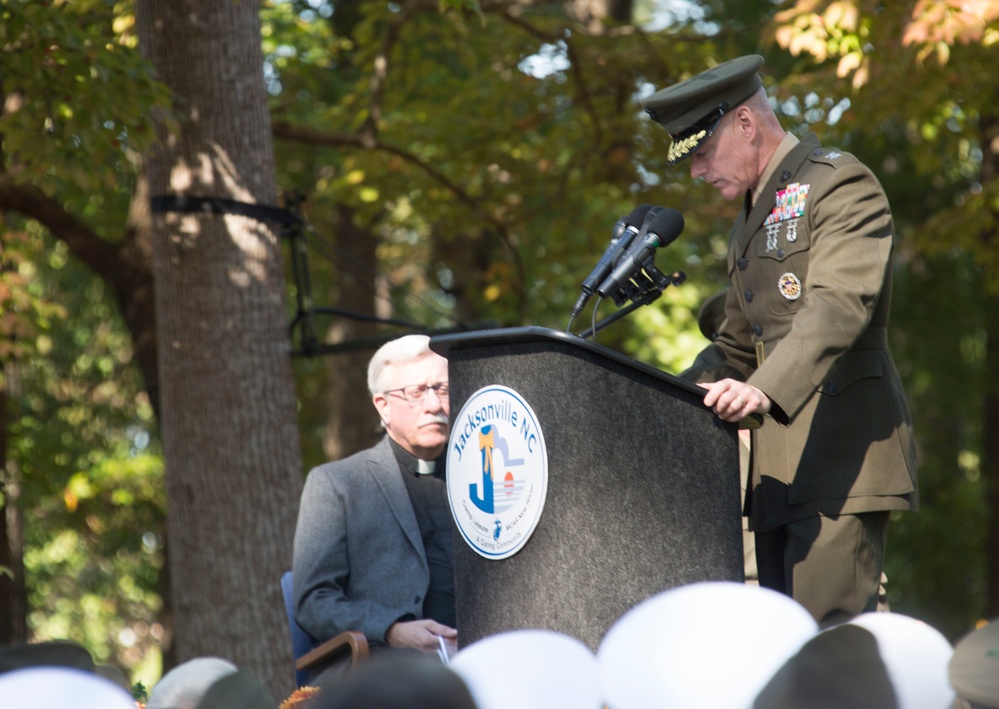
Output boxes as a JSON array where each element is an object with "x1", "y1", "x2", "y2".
[{"x1": 437, "y1": 330, "x2": 743, "y2": 651}]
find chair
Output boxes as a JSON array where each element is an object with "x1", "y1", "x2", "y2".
[{"x1": 280, "y1": 571, "x2": 369, "y2": 687}]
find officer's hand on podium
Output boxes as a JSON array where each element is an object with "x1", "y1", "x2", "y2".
[{"x1": 700, "y1": 380, "x2": 771, "y2": 423}]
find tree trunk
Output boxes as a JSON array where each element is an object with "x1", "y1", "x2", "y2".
[
  {"x1": 322, "y1": 207, "x2": 382, "y2": 461},
  {"x1": 980, "y1": 112, "x2": 999, "y2": 619},
  {"x1": 135, "y1": 0, "x2": 302, "y2": 699},
  {"x1": 986, "y1": 291, "x2": 999, "y2": 617},
  {"x1": 0, "y1": 365, "x2": 28, "y2": 646}
]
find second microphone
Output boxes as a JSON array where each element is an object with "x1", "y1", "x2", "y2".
[{"x1": 595, "y1": 207, "x2": 685, "y2": 299}]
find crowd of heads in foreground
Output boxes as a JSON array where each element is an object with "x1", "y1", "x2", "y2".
[{"x1": 1, "y1": 581, "x2": 997, "y2": 709}]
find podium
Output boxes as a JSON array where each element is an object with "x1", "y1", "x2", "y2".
[{"x1": 431, "y1": 326, "x2": 744, "y2": 651}]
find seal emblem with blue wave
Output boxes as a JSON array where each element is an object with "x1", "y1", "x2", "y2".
[{"x1": 447, "y1": 385, "x2": 548, "y2": 560}]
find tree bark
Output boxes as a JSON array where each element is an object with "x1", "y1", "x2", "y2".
[
  {"x1": 0, "y1": 365, "x2": 28, "y2": 646},
  {"x1": 136, "y1": 0, "x2": 302, "y2": 699},
  {"x1": 322, "y1": 206, "x2": 383, "y2": 462},
  {"x1": 986, "y1": 291, "x2": 999, "y2": 617},
  {"x1": 978, "y1": 111, "x2": 999, "y2": 619}
]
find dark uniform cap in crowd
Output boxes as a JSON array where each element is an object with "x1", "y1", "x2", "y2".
[
  {"x1": 642, "y1": 55, "x2": 765, "y2": 165},
  {"x1": 753, "y1": 624, "x2": 898, "y2": 709},
  {"x1": 195, "y1": 668, "x2": 277, "y2": 709},
  {"x1": 317, "y1": 652, "x2": 478, "y2": 709},
  {"x1": 948, "y1": 620, "x2": 999, "y2": 708},
  {"x1": 0, "y1": 640, "x2": 95, "y2": 676}
]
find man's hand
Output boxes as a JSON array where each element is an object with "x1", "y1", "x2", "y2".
[
  {"x1": 700, "y1": 379, "x2": 771, "y2": 423},
  {"x1": 386, "y1": 619, "x2": 458, "y2": 654}
]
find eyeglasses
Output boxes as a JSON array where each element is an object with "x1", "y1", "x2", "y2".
[{"x1": 383, "y1": 383, "x2": 450, "y2": 404}]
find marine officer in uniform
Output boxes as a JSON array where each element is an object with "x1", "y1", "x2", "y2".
[{"x1": 644, "y1": 55, "x2": 917, "y2": 626}]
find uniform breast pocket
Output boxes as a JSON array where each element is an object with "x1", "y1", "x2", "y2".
[
  {"x1": 756, "y1": 216, "x2": 812, "y2": 261},
  {"x1": 756, "y1": 221, "x2": 810, "y2": 317}
]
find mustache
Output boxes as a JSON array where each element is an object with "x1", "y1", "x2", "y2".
[{"x1": 427, "y1": 413, "x2": 449, "y2": 426}]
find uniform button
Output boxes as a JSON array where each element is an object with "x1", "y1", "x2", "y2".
[
  {"x1": 737, "y1": 258, "x2": 748, "y2": 270},
  {"x1": 777, "y1": 249, "x2": 785, "y2": 258},
  {"x1": 414, "y1": 595, "x2": 422, "y2": 604},
  {"x1": 752, "y1": 324, "x2": 763, "y2": 336},
  {"x1": 779, "y1": 170, "x2": 792, "y2": 182},
  {"x1": 744, "y1": 289, "x2": 753, "y2": 302},
  {"x1": 826, "y1": 382, "x2": 839, "y2": 394}
]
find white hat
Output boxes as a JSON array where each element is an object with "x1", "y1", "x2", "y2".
[
  {"x1": 949, "y1": 620, "x2": 999, "y2": 708},
  {"x1": 0, "y1": 666, "x2": 137, "y2": 709}
]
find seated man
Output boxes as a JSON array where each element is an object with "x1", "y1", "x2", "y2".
[{"x1": 293, "y1": 334, "x2": 457, "y2": 668}]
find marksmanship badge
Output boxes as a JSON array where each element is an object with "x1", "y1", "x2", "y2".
[
  {"x1": 447, "y1": 385, "x2": 548, "y2": 560},
  {"x1": 778, "y1": 272, "x2": 803, "y2": 301}
]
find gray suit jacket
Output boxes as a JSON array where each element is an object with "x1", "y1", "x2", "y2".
[{"x1": 292, "y1": 436, "x2": 430, "y2": 645}]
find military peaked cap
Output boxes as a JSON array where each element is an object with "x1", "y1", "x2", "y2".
[{"x1": 642, "y1": 55, "x2": 765, "y2": 164}]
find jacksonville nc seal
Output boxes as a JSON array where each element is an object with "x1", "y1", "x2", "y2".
[{"x1": 446, "y1": 385, "x2": 548, "y2": 560}]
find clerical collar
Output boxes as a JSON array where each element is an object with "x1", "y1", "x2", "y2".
[{"x1": 388, "y1": 437, "x2": 440, "y2": 476}]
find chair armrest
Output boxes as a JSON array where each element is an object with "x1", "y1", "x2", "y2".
[{"x1": 295, "y1": 630, "x2": 369, "y2": 677}]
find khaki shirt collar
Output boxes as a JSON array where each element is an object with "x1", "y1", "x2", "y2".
[{"x1": 752, "y1": 132, "x2": 799, "y2": 208}]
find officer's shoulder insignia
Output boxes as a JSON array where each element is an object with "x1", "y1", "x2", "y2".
[
  {"x1": 809, "y1": 147, "x2": 855, "y2": 167},
  {"x1": 778, "y1": 272, "x2": 802, "y2": 301}
]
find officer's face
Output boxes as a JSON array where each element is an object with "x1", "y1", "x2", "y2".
[
  {"x1": 373, "y1": 353, "x2": 450, "y2": 460},
  {"x1": 688, "y1": 110, "x2": 759, "y2": 201}
]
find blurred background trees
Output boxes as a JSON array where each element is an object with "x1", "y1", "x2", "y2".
[{"x1": 1, "y1": 0, "x2": 996, "y2": 698}]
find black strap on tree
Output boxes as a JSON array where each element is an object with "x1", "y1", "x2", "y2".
[
  {"x1": 150, "y1": 192, "x2": 428, "y2": 357},
  {"x1": 150, "y1": 194, "x2": 301, "y2": 226}
]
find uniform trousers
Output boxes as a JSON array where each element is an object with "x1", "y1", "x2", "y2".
[{"x1": 754, "y1": 511, "x2": 889, "y2": 628}]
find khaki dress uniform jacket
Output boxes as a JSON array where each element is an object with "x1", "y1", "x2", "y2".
[{"x1": 696, "y1": 133, "x2": 918, "y2": 531}]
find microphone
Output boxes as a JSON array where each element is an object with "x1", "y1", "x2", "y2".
[
  {"x1": 595, "y1": 207, "x2": 684, "y2": 299},
  {"x1": 581, "y1": 204, "x2": 654, "y2": 296},
  {"x1": 570, "y1": 205, "x2": 656, "y2": 319}
]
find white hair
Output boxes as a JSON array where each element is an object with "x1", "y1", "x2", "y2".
[{"x1": 367, "y1": 334, "x2": 434, "y2": 394}]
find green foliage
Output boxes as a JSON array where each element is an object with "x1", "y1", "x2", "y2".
[
  {"x1": 0, "y1": 0, "x2": 171, "y2": 229},
  {"x1": 915, "y1": 179, "x2": 999, "y2": 296},
  {"x1": 263, "y1": 0, "x2": 742, "y2": 354},
  {"x1": 5, "y1": 226, "x2": 164, "y2": 684},
  {"x1": 1, "y1": 231, "x2": 49, "y2": 360},
  {"x1": 25, "y1": 454, "x2": 165, "y2": 678},
  {"x1": 885, "y1": 253, "x2": 987, "y2": 638},
  {"x1": 132, "y1": 681, "x2": 148, "y2": 702}
]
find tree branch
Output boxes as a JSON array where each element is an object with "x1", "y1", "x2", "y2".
[
  {"x1": 363, "y1": 1, "x2": 417, "y2": 142},
  {"x1": 270, "y1": 120, "x2": 521, "y2": 260},
  {"x1": 491, "y1": 6, "x2": 604, "y2": 145},
  {"x1": 0, "y1": 176, "x2": 119, "y2": 279},
  {"x1": 0, "y1": 174, "x2": 161, "y2": 419}
]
